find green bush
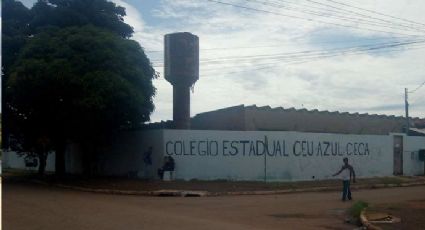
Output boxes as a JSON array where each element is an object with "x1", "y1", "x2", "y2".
[{"x1": 349, "y1": 201, "x2": 369, "y2": 218}]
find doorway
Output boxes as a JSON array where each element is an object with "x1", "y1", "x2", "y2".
[{"x1": 393, "y1": 135, "x2": 403, "y2": 175}]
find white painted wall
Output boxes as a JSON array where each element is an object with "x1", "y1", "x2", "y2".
[
  {"x1": 162, "y1": 130, "x2": 395, "y2": 181},
  {"x1": 1, "y1": 131, "x2": 164, "y2": 177},
  {"x1": 3, "y1": 130, "x2": 424, "y2": 181},
  {"x1": 96, "y1": 130, "x2": 164, "y2": 178},
  {"x1": 3, "y1": 144, "x2": 84, "y2": 174},
  {"x1": 403, "y1": 136, "x2": 425, "y2": 176},
  {"x1": 65, "y1": 143, "x2": 84, "y2": 174},
  {"x1": 2, "y1": 151, "x2": 56, "y2": 172}
]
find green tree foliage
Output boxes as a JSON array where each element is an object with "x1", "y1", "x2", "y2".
[
  {"x1": 8, "y1": 26, "x2": 156, "y2": 137},
  {"x1": 3, "y1": 0, "x2": 156, "y2": 175},
  {"x1": 3, "y1": 0, "x2": 133, "y2": 74},
  {"x1": 2, "y1": 0, "x2": 33, "y2": 156},
  {"x1": 29, "y1": 0, "x2": 133, "y2": 38},
  {"x1": 2, "y1": 0, "x2": 32, "y2": 76}
]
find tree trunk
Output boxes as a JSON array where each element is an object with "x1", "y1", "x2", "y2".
[
  {"x1": 55, "y1": 140, "x2": 66, "y2": 177},
  {"x1": 82, "y1": 145, "x2": 94, "y2": 177},
  {"x1": 38, "y1": 152, "x2": 47, "y2": 175}
]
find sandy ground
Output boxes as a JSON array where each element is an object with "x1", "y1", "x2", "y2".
[
  {"x1": 0, "y1": 178, "x2": 2, "y2": 230},
  {"x1": 3, "y1": 182, "x2": 425, "y2": 230}
]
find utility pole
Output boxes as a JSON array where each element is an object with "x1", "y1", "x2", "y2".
[{"x1": 405, "y1": 88, "x2": 409, "y2": 135}]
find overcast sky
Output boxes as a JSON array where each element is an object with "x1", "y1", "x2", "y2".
[{"x1": 18, "y1": 0, "x2": 425, "y2": 122}]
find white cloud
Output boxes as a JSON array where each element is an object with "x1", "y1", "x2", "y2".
[
  {"x1": 130, "y1": 0, "x2": 425, "y2": 121},
  {"x1": 5, "y1": 0, "x2": 425, "y2": 121},
  {"x1": 91, "y1": 0, "x2": 425, "y2": 121}
]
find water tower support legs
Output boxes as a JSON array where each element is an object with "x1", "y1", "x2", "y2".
[{"x1": 173, "y1": 84, "x2": 191, "y2": 129}]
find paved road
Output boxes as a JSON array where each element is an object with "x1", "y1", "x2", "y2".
[{"x1": 3, "y1": 182, "x2": 425, "y2": 230}]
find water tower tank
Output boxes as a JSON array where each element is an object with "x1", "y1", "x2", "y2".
[{"x1": 164, "y1": 32, "x2": 199, "y2": 129}]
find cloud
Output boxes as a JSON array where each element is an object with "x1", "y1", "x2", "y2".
[
  {"x1": 10, "y1": 0, "x2": 425, "y2": 121},
  {"x1": 128, "y1": 0, "x2": 425, "y2": 122},
  {"x1": 18, "y1": 0, "x2": 35, "y2": 8}
]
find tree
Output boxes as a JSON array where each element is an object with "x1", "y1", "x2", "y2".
[
  {"x1": 29, "y1": 0, "x2": 133, "y2": 38},
  {"x1": 6, "y1": 25, "x2": 155, "y2": 177},
  {"x1": 3, "y1": 0, "x2": 153, "y2": 176},
  {"x1": 2, "y1": 0, "x2": 32, "y2": 152}
]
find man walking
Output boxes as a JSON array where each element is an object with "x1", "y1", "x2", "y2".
[{"x1": 333, "y1": 157, "x2": 356, "y2": 201}]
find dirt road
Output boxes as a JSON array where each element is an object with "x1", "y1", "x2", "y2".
[{"x1": 3, "y1": 182, "x2": 425, "y2": 230}]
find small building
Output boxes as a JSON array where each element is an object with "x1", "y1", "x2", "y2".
[{"x1": 147, "y1": 104, "x2": 424, "y2": 135}]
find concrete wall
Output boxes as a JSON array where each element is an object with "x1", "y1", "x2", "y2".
[
  {"x1": 403, "y1": 136, "x2": 425, "y2": 176},
  {"x1": 3, "y1": 130, "x2": 423, "y2": 181},
  {"x1": 65, "y1": 143, "x2": 84, "y2": 174},
  {"x1": 161, "y1": 130, "x2": 425, "y2": 181},
  {"x1": 162, "y1": 130, "x2": 396, "y2": 181},
  {"x1": 96, "y1": 130, "x2": 164, "y2": 178},
  {"x1": 2, "y1": 151, "x2": 56, "y2": 172},
  {"x1": 1, "y1": 131, "x2": 164, "y2": 178}
]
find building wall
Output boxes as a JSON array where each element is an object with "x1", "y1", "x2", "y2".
[
  {"x1": 4, "y1": 129, "x2": 424, "y2": 181},
  {"x1": 1, "y1": 131, "x2": 164, "y2": 177},
  {"x1": 403, "y1": 136, "x2": 425, "y2": 176},
  {"x1": 190, "y1": 105, "x2": 408, "y2": 135},
  {"x1": 2, "y1": 151, "x2": 56, "y2": 172},
  {"x1": 191, "y1": 105, "x2": 246, "y2": 130},
  {"x1": 245, "y1": 106, "x2": 405, "y2": 134},
  {"x1": 65, "y1": 143, "x2": 83, "y2": 174},
  {"x1": 161, "y1": 130, "x2": 424, "y2": 181},
  {"x1": 95, "y1": 130, "x2": 164, "y2": 178}
]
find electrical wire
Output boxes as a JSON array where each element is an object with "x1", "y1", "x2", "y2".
[
  {"x1": 152, "y1": 43, "x2": 425, "y2": 77},
  {"x1": 248, "y1": 0, "x2": 425, "y2": 33},
  {"x1": 322, "y1": 0, "x2": 425, "y2": 27},
  {"x1": 145, "y1": 35, "x2": 420, "y2": 53},
  {"x1": 198, "y1": 45, "x2": 425, "y2": 76},
  {"x1": 408, "y1": 80, "x2": 425, "y2": 93},
  {"x1": 297, "y1": 0, "x2": 425, "y2": 31},
  {"x1": 205, "y1": 0, "x2": 425, "y2": 36},
  {"x1": 151, "y1": 39, "x2": 425, "y2": 66}
]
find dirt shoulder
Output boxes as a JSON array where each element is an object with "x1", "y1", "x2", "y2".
[
  {"x1": 3, "y1": 170, "x2": 425, "y2": 195},
  {"x1": 366, "y1": 199, "x2": 425, "y2": 230}
]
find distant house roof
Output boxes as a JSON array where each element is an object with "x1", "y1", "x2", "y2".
[
  {"x1": 409, "y1": 128, "x2": 425, "y2": 136},
  {"x1": 195, "y1": 104, "x2": 415, "y2": 120},
  {"x1": 144, "y1": 104, "x2": 425, "y2": 135}
]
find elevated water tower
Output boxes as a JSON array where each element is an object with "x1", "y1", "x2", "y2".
[{"x1": 164, "y1": 32, "x2": 199, "y2": 129}]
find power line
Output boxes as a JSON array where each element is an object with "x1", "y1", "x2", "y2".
[
  {"x1": 408, "y1": 80, "x2": 425, "y2": 93},
  {"x1": 152, "y1": 43, "x2": 425, "y2": 77},
  {"x1": 249, "y1": 0, "x2": 425, "y2": 33},
  {"x1": 273, "y1": 0, "x2": 425, "y2": 30},
  {"x1": 151, "y1": 39, "x2": 425, "y2": 66},
  {"x1": 322, "y1": 0, "x2": 425, "y2": 27},
  {"x1": 198, "y1": 45, "x2": 425, "y2": 76},
  {"x1": 297, "y1": 0, "x2": 425, "y2": 31},
  {"x1": 145, "y1": 36, "x2": 419, "y2": 53},
  {"x1": 153, "y1": 44, "x2": 425, "y2": 69},
  {"x1": 199, "y1": 39, "x2": 425, "y2": 62},
  {"x1": 205, "y1": 0, "x2": 424, "y2": 36},
  {"x1": 205, "y1": 46, "x2": 425, "y2": 71}
]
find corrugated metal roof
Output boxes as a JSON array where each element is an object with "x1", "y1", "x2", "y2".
[{"x1": 410, "y1": 128, "x2": 425, "y2": 135}]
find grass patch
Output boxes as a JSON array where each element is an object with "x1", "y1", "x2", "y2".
[
  {"x1": 349, "y1": 201, "x2": 369, "y2": 218},
  {"x1": 380, "y1": 177, "x2": 404, "y2": 185}
]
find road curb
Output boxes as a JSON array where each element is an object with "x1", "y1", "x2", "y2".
[{"x1": 30, "y1": 179, "x2": 425, "y2": 197}]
